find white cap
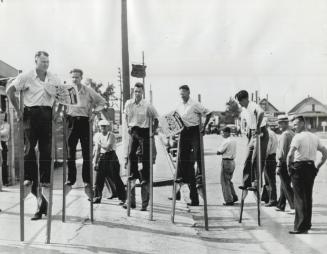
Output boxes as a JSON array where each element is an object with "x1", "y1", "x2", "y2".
[{"x1": 98, "y1": 119, "x2": 110, "y2": 126}]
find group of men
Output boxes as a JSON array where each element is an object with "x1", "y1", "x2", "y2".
[
  {"x1": 4, "y1": 51, "x2": 327, "y2": 235},
  {"x1": 232, "y1": 90, "x2": 327, "y2": 234}
]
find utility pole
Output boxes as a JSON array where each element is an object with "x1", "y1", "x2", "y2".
[
  {"x1": 142, "y1": 51, "x2": 145, "y2": 98},
  {"x1": 118, "y1": 68, "x2": 123, "y2": 125},
  {"x1": 121, "y1": 0, "x2": 130, "y2": 106}
]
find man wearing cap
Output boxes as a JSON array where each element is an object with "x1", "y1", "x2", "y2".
[
  {"x1": 93, "y1": 119, "x2": 126, "y2": 204},
  {"x1": 235, "y1": 90, "x2": 268, "y2": 191},
  {"x1": 217, "y1": 127, "x2": 238, "y2": 206},
  {"x1": 124, "y1": 82, "x2": 159, "y2": 211},
  {"x1": 276, "y1": 115, "x2": 295, "y2": 212},
  {"x1": 262, "y1": 127, "x2": 278, "y2": 206},
  {"x1": 287, "y1": 116, "x2": 327, "y2": 234},
  {"x1": 63, "y1": 69, "x2": 108, "y2": 198},
  {"x1": 175, "y1": 85, "x2": 212, "y2": 206},
  {"x1": 6, "y1": 51, "x2": 61, "y2": 220}
]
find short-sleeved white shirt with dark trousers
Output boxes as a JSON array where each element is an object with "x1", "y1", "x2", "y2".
[
  {"x1": 6, "y1": 70, "x2": 60, "y2": 214},
  {"x1": 289, "y1": 131, "x2": 323, "y2": 232}
]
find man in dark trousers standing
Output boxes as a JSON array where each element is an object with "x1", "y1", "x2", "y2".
[
  {"x1": 123, "y1": 83, "x2": 159, "y2": 211},
  {"x1": 287, "y1": 115, "x2": 327, "y2": 234},
  {"x1": 175, "y1": 85, "x2": 212, "y2": 206},
  {"x1": 6, "y1": 51, "x2": 61, "y2": 220},
  {"x1": 276, "y1": 115, "x2": 295, "y2": 212}
]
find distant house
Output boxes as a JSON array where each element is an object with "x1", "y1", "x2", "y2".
[
  {"x1": 289, "y1": 96, "x2": 327, "y2": 131},
  {"x1": 259, "y1": 98, "x2": 283, "y2": 116}
]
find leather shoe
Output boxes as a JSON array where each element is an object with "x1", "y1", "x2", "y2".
[
  {"x1": 223, "y1": 202, "x2": 234, "y2": 206},
  {"x1": 265, "y1": 201, "x2": 278, "y2": 207},
  {"x1": 187, "y1": 202, "x2": 199, "y2": 206},
  {"x1": 289, "y1": 230, "x2": 308, "y2": 234},
  {"x1": 140, "y1": 207, "x2": 147, "y2": 211},
  {"x1": 233, "y1": 196, "x2": 239, "y2": 203},
  {"x1": 238, "y1": 186, "x2": 247, "y2": 190},
  {"x1": 31, "y1": 212, "x2": 43, "y2": 221},
  {"x1": 93, "y1": 197, "x2": 102, "y2": 204},
  {"x1": 123, "y1": 203, "x2": 136, "y2": 209},
  {"x1": 247, "y1": 186, "x2": 257, "y2": 191},
  {"x1": 275, "y1": 207, "x2": 285, "y2": 212}
]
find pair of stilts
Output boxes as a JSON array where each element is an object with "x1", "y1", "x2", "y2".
[
  {"x1": 19, "y1": 93, "x2": 95, "y2": 244},
  {"x1": 171, "y1": 95, "x2": 209, "y2": 230},
  {"x1": 239, "y1": 119, "x2": 263, "y2": 226},
  {"x1": 125, "y1": 115, "x2": 154, "y2": 220}
]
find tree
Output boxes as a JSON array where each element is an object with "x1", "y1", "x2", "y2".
[{"x1": 224, "y1": 97, "x2": 241, "y2": 124}]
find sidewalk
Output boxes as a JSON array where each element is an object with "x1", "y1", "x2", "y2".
[{"x1": 0, "y1": 137, "x2": 208, "y2": 254}]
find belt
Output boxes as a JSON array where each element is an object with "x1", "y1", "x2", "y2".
[
  {"x1": 294, "y1": 160, "x2": 315, "y2": 165},
  {"x1": 223, "y1": 158, "x2": 234, "y2": 161},
  {"x1": 67, "y1": 115, "x2": 89, "y2": 120},
  {"x1": 183, "y1": 125, "x2": 199, "y2": 130},
  {"x1": 25, "y1": 106, "x2": 52, "y2": 110}
]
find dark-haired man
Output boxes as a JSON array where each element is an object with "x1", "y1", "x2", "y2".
[
  {"x1": 6, "y1": 51, "x2": 61, "y2": 220},
  {"x1": 176, "y1": 85, "x2": 212, "y2": 206},
  {"x1": 64, "y1": 69, "x2": 108, "y2": 198},
  {"x1": 287, "y1": 116, "x2": 327, "y2": 234},
  {"x1": 235, "y1": 90, "x2": 268, "y2": 191},
  {"x1": 123, "y1": 82, "x2": 159, "y2": 211}
]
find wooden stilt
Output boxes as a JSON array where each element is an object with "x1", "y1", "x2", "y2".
[
  {"x1": 19, "y1": 91, "x2": 24, "y2": 242},
  {"x1": 46, "y1": 118, "x2": 56, "y2": 244},
  {"x1": 62, "y1": 109, "x2": 67, "y2": 222},
  {"x1": 89, "y1": 119, "x2": 94, "y2": 223},
  {"x1": 198, "y1": 94, "x2": 209, "y2": 231}
]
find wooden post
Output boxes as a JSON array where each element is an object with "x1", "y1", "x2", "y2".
[
  {"x1": 19, "y1": 91, "x2": 24, "y2": 242},
  {"x1": 121, "y1": 0, "x2": 131, "y2": 106},
  {"x1": 171, "y1": 137, "x2": 181, "y2": 224},
  {"x1": 256, "y1": 126, "x2": 262, "y2": 226},
  {"x1": 89, "y1": 119, "x2": 94, "y2": 223},
  {"x1": 46, "y1": 118, "x2": 56, "y2": 244},
  {"x1": 62, "y1": 108, "x2": 67, "y2": 222},
  {"x1": 148, "y1": 86, "x2": 153, "y2": 221},
  {"x1": 126, "y1": 135, "x2": 132, "y2": 217},
  {"x1": 198, "y1": 94, "x2": 209, "y2": 231}
]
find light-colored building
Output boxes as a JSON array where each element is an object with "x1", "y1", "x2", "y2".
[{"x1": 289, "y1": 96, "x2": 327, "y2": 131}]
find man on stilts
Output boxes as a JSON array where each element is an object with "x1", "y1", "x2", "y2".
[
  {"x1": 175, "y1": 85, "x2": 212, "y2": 206},
  {"x1": 6, "y1": 51, "x2": 61, "y2": 220},
  {"x1": 62, "y1": 69, "x2": 109, "y2": 199},
  {"x1": 123, "y1": 82, "x2": 159, "y2": 211}
]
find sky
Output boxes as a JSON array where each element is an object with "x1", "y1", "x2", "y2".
[{"x1": 1, "y1": 0, "x2": 327, "y2": 114}]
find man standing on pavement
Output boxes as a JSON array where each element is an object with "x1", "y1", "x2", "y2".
[
  {"x1": 217, "y1": 127, "x2": 238, "y2": 206},
  {"x1": 124, "y1": 83, "x2": 159, "y2": 211},
  {"x1": 276, "y1": 115, "x2": 295, "y2": 212},
  {"x1": 287, "y1": 115, "x2": 327, "y2": 234},
  {"x1": 64, "y1": 69, "x2": 108, "y2": 199},
  {"x1": 235, "y1": 90, "x2": 269, "y2": 191},
  {"x1": 262, "y1": 127, "x2": 278, "y2": 207},
  {"x1": 175, "y1": 85, "x2": 212, "y2": 206},
  {"x1": 6, "y1": 51, "x2": 61, "y2": 220}
]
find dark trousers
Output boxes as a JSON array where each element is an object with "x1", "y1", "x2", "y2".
[
  {"x1": 129, "y1": 128, "x2": 150, "y2": 182},
  {"x1": 129, "y1": 127, "x2": 151, "y2": 207},
  {"x1": 277, "y1": 162, "x2": 294, "y2": 210},
  {"x1": 177, "y1": 126, "x2": 201, "y2": 203},
  {"x1": 1, "y1": 141, "x2": 8, "y2": 185},
  {"x1": 242, "y1": 127, "x2": 269, "y2": 188},
  {"x1": 66, "y1": 116, "x2": 91, "y2": 185},
  {"x1": 262, "y1": 154, "x2": 277, "y2": 203},
  {"x1": 24, "y1": 106, "x2": 52, "y2": 184},
  {"x1": 290, "y1": 161, "x2": 317, "y2": 231},
  {"x1": 95, "y1": 151, "x2": 126, "y2": 201}
]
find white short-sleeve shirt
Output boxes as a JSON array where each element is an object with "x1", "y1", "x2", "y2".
[
  {"x1": 291, "y1": 131, "x2": 323, "y2": 162},
  {"x1": 242, "y1": 101, "x2": 266, "y2": 129},
  {"x1": 6, "y1": 70, "x2": 61, "y2": 107},
  {"x1": 217, "y1": 137, "x2": 237, "y2": 159},
  {"x1": 176, "y1": 98, "x2": 211, "y2": 127}
]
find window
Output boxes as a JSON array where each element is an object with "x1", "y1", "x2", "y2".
[{"x1": 312, "y1": 104, "x2": 315, "y2": 112}]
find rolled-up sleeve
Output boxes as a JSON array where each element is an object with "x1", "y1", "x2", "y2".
[
  {"x1": 89, "y1": 88, "x2": 107, "y2": 111},
  {"x1": 6, "y1": 74, "x2": 26, "y2": 92},
  {"x1": 194, "y1": 102, "x2": 211, "y2": 116},
  {"x1": 148, "y1": 104, "x2": 159, "y2": 119}
]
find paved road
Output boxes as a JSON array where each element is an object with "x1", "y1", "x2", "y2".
[
  {"x1": 187, "y1": 134, "x2": 327, "y2": 254},
  {"x1": 0, "y1": 134, "x2": 326, "y2": 253}
]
